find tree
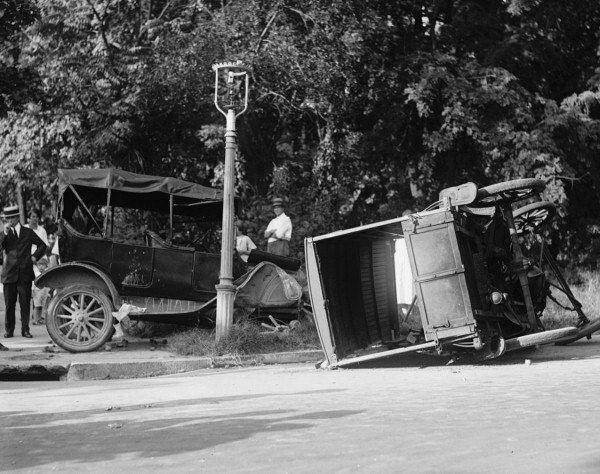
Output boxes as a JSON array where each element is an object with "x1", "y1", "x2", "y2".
[{"x1": 2, "y1": 0, "x2": 600, "y2": 263}]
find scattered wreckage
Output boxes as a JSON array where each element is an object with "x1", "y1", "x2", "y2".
[
  {"x1": 36, "y1": 168, "x2": 302, "y2": 352},
  {"x1": 305, "y1": 178, "x2": 600, "y2": 368}
]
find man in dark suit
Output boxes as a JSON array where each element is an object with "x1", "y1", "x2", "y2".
[{"x1": 0, "y1": 205, "x2": 47, "y2": 338}]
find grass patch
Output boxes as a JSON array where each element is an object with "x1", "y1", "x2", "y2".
[
  {"x1": 168, "y1": 317, "x2": 321, "y2": 357},
  {"x1": 541, "y1": 271, "x2": 600, "y2": 329}
]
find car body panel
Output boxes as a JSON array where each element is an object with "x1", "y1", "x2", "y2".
[{"x1": 400, "y1": 211, "x2": 476, "y2": 341}]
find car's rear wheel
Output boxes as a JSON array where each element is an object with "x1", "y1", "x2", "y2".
[
  {"x1": 513, "y1": 201, "x2": 556, "y2": 235},
  {"x1": 46, "y1": 285, "x2": 114, "y2": 352},
  {"x1": 471, "y1": 178, "x2": 545, "y2": 207}
]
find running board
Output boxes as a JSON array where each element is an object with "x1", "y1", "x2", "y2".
[
  {"x1": 333, "y1": 341, "x2": 437, "y2": 368},
  {"x1": 505, "y1": 327, "x2": 578, "y2": 352}
]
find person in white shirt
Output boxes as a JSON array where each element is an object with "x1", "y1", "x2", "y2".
[
  {"x1": 235, "y1": 222, "x2": 257, "y2": 262},
  {"x1": 26, "y1": 209, "x2": 51, "y2": 325},
  {"x1": 264, "y1": 197, "x2": 292, "y2": 257},
  {"x1": 25, "y1": 209, "x2": 49, "y2": 253},
  {"x1": 50, "y1": 234, "x2": 60, "y2": 266}
]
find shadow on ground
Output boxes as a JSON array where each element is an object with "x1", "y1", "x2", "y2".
[{"x1": 1, "y1": 390, "x2": 359, "y2": 470}]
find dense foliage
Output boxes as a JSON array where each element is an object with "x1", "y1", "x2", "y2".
[{"x1": 1, "y1": 0, "x2": 600, "y2": 264}]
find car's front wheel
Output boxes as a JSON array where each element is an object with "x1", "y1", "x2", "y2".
[{"x1": 46, "y1": 285, "x2": 114, "y2": 352}]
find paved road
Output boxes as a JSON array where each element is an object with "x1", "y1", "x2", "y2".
[{"x1": 3, "y1": 338, "x2": 600, "y2": 473}]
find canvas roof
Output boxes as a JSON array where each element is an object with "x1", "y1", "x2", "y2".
[{"x1": 58, "y1": 168, "x2": 225, "y2": 220}]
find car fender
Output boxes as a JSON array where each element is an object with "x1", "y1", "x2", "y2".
[{"x1": 35, "y1": 262, "x2": 121, "y2": 310}]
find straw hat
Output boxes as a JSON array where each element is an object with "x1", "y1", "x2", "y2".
[
  {"x1": 1, "y1": 205, "x2": 20, "y2": 219},
  {"x1": 271, "y1": 197, "x2": 284, "y2": 207}
]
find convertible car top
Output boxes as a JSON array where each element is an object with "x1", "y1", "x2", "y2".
[{"x1": 58, "y1": 167, "x2": 225, "y2": 220}]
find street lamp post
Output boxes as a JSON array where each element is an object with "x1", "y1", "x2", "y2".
[{"x1": 212, "y1": 61, "x2": 249, "y2": 340}]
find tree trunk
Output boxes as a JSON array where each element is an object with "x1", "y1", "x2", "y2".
[{"x1": 16, "y1": 183, "x2": 26, "y2": 225}]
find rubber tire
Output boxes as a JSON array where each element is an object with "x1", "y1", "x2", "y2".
[
  {"x1": 46, "y1": 285, "x2": 114, "y2": 353},
  {"x1": 513, "y1": 201, "x2": 556, "y2": 235},
  {"x1": 460, "y1": 205, "x2": 496, "y2": 217},
  {"x1": 471, "y1": 178, "x2": 545, "y2": 207}
]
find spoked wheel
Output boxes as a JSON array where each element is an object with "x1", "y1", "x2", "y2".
[
  {"x1": 460, "y1": 205, "x2": 496, "y2": 217},
  {"x1": 46, "y1": 285, "x2": 114, "y2": 352},
  {"x1": 470, "y1": 178, "x2": 545, "y2": 208},
  {"x1": 513, "y1": 201, "x2": 556, "y2": 235}
]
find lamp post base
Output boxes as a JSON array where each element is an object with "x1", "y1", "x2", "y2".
[{"x1": 215, "y1": 283, "x2": 236, "y2": 340}]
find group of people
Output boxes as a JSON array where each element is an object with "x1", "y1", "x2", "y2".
[
  {"x1": 1, "y1": 205, "x2": 59, "y2": 342},
  {"x1": 235, "y1": 197, "x2": 293, "y2": 261},
  {"x1": 0, "y1": 197, "x2": 291, "y2": 343}
]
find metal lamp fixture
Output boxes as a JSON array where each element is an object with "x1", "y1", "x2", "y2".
[{"x1": 212, "y1": 61, "x2": 250, "y2": 117}]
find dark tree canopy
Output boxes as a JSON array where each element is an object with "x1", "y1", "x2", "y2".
[{"x1": 1, "y1": 0, "x2": 600, "y2": 264}]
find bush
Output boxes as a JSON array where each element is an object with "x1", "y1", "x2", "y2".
[
  {"x1": 168, "y1": 317, "x2": 320, "y2": 357},
  {"x1": 541, "y1": 271, "x2": 600, "y2": 329}
]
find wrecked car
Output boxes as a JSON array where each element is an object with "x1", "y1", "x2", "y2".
[
  {"x1": 37, "y1": 168, "x2": 302, "y2": 352},
  {"x1": 305, "y1": 178, "x2": 600, "y2": 368}
]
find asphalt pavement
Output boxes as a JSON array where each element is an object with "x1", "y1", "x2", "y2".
[{"x1": 3, "y1": 337, "x2": 600, "y2": 473}]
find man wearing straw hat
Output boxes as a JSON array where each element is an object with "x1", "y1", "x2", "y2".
[
  {"x1": 264, "y1": 197, "x2": 292, "y2": 257},
  {"x1": 0, "y1": 204, "x2": 47, "y2": 338}
]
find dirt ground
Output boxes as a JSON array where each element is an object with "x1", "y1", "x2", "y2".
[
  {"x1": 3, "y1": 337, "x2": 600, "y2": 472},
  {"x1": 0, "y1": 290, "x2": 53, "y2": 347},
  {"x1": 4, "y1": 287, "x2": 600, "y2": 471}
]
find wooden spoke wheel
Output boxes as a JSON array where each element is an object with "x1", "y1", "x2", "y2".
[
  {"x1": 460, "y1": 205, "x2": 496, "y2": 217},
  {"x1": 46, "y1": 285, "x2": 114, "y2": 352},
  {"x1": 470, "y1": 178, "x2": 545, "y2": 208},
  {"x1": 513, "y1": 201, "x2": 556, "y2": 235}
]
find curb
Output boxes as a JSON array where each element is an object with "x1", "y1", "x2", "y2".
[
  {"x1": 212, "y1": 349, "x2": 324, "y2": 368},
  {"x1": 66, "y1": 349, "x2": 324, "y2": 380},
  {"x1": 67, "y1": 357, "x2": 213, "y2": 381},
  {"x1": 0, "y1": 349, "x2": 324, "y2": 381}
]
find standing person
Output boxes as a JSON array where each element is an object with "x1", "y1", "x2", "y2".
[
  {"x1": 48, "y1": 231, "x2": 60, "y2": 267},
  {"x1": 31, "y1": 257, "x2": 50, "y2": 325},
  {"x1": 26, "y1": 209, "x2": 50, "y2": 323},
  {"x1": 25, "y1": 209, "x2": 49, "y2": 250},
  {"x1": 235, "y1": 221, "x2": 257, "y2": 263},
  {"x1": 264, "y1": 197, "x2": 292, "y2": 257},
  {"x1": 46, "y1": 232, "x2": 60, "y2": 268},
  {"x1": 0, "y1": 205, "x2": 47, "y2": 338}
]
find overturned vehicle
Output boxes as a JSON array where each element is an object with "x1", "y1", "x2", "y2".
[
  {"x1": 37, "y1": 168, "x2": 302, "y2": 352},
  {"x1": 305, "y1": 178, "x2": 600, "y2": 368}
]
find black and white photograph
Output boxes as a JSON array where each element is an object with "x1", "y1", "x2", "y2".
[{"x1": 2, "y1": 0, "x2": 600, "y2": 471}]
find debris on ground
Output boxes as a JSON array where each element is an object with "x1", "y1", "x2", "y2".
[
  {"x1": 115, "y1": 339, "x2": 128, "y2": 348},
  {"x1": 149, "y1": 338, "x2": 168, "y2": 346},
  {"x1": 260, "y1": 316, "x2": 302, "y2": 334},
  {"x1": 103, "y1": 339, "x2": 129, "y2": 351}
]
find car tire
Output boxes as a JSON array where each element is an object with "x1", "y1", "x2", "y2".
[
  {"x1": 46, "y1": 285, "x2": 115, "y2": 353},
  {"x1": 471, "y1": 178, "x2": 545, "y2": 207},
  {"x1": 513, "y1": 201, "x2": 556, "y2": 235}
]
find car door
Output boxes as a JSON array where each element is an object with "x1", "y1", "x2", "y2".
[
  {"x1": 151, "y1": 247, "x2": 196, "y2": 300},
  {"x1": 192, "y1": 251, "x2": 220, "y2": 298},
  {"x1": 111, "y1": 243, "x2": 154, "y2": 294}
]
